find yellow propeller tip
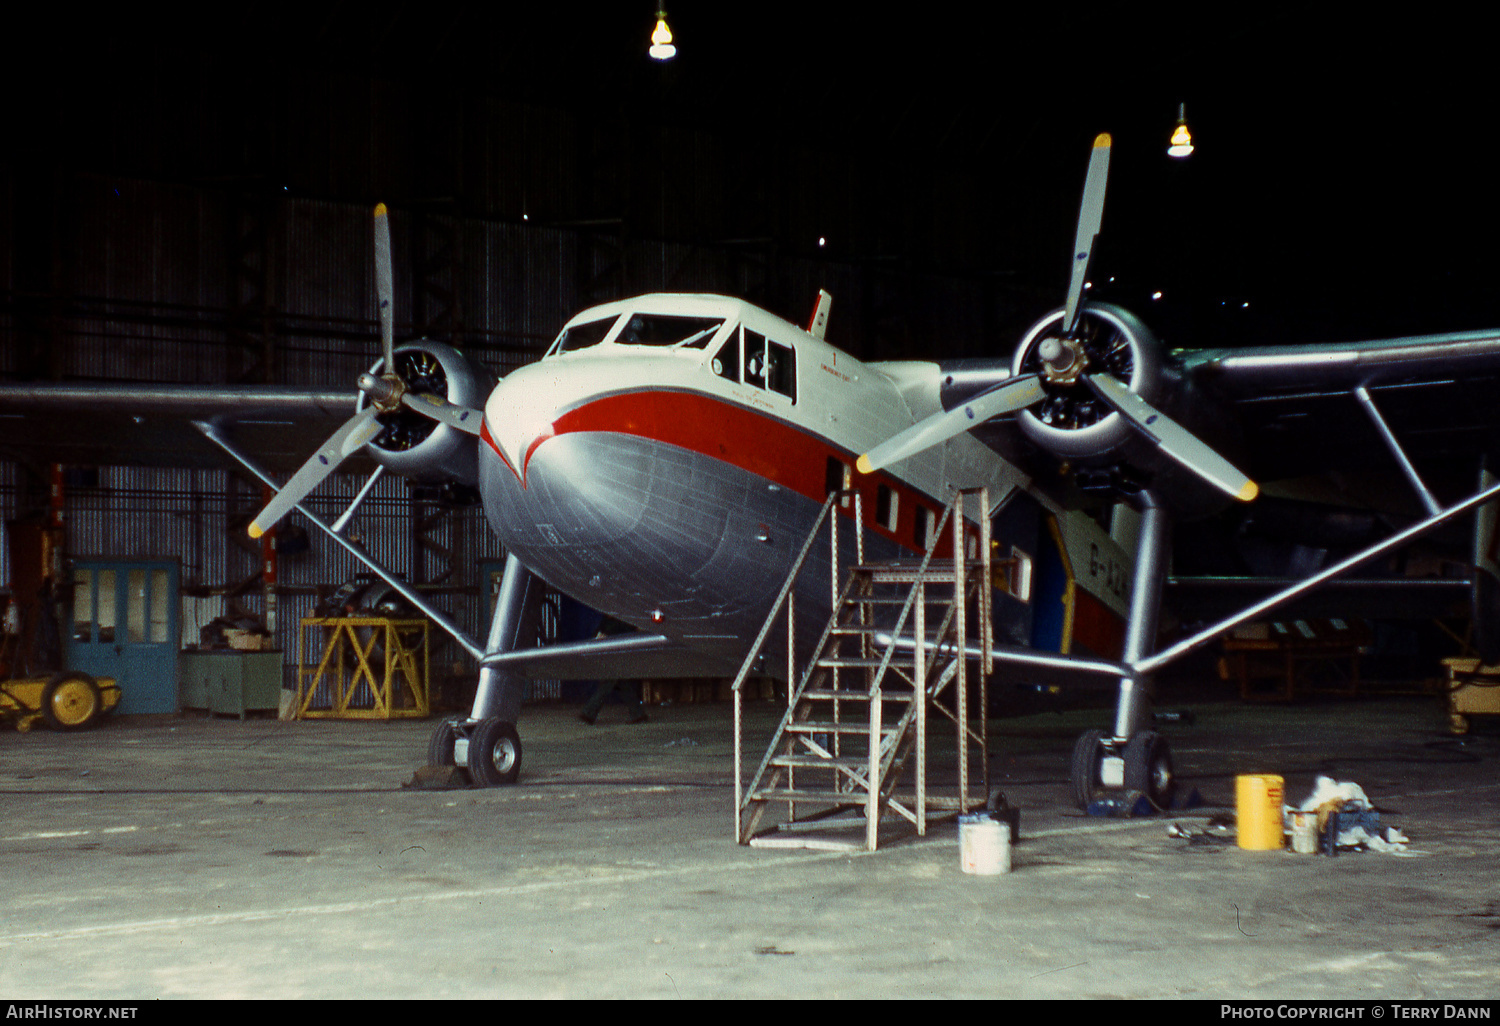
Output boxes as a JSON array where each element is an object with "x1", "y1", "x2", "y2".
[
  {"x1": 855, "y1": 454, "x2": 874, "y2": 475},
  {"x1": 374, "y1": 202, "x2": 388, "y2": 217},
  {"x1": 1237, "y1": 480, "x2": 1259, "y2": 503},
  {"x1": 1094, "y1": 133, "x2": 1112, "y2": 148},
  {"x1": 248, "y1": 523, "x2": 264, "y2": 540}
]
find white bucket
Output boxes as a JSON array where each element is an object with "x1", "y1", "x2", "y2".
[
  {"x1": 959, "y1": 814, "x2": 1011, "y2": 875},
  {"x1": 1290, "y1": 811, "x2": 1318, "y2": 854}
]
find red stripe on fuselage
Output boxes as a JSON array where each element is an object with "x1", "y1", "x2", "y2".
[{"x1": 485, "y1": 388, "x2": 944, "y2": 555}]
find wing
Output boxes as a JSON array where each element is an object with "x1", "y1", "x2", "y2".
[
  {"x1": 1182, "y1": 328, "x2": 1500, "y2": 491},
  {"x1": 0, "y1": 381, "x2": 355, "y2": 473}
]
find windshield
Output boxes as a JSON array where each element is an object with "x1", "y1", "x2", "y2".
[
  {"x1": 551, "y1": 316, "x2": 619, "y2": 354},
  {"x1": 615, "y1": 314, "x2": 725, "y2": 348}
]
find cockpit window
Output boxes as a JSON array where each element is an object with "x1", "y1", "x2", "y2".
[
  {"x1": 616, "y1": 314, "x2": 725, "y2": 348},
  {"x1": 711, "y1": 331, "x2": 740, "y2": 382},
  {"x1": 552, "y1": 316, "x2": 618, "y2": 354}
]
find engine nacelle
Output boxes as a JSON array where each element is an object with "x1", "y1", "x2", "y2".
[
  {"x1": 1011, "y1": 303, "x2": 1242, "y2": 517},
  {"x1": 356, "y1": 340, "x2": 494, "y2": 486}
]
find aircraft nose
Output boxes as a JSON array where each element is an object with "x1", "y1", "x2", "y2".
[{"x1": 482, "y1": 363, "x2": 572, "y2": 484}]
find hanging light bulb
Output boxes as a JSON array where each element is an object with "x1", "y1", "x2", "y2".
[
  {"x1": 650, "y1": 6, "x2": 676, "y2": 61},
  {"x1": 1168, "y1": 102, "x2": 1194, "y2": 158}
]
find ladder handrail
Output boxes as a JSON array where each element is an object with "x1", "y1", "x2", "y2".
[
  {"x1": 733, "y1": 489, "x2": 862, "y2": 841},
  {"x1": 729, "y1": 488, "x2": 864, "y2": 697}
]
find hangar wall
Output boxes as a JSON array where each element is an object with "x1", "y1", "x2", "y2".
[{"x1": 0, "y1": 46, "x2": 1046, "y2": 709}]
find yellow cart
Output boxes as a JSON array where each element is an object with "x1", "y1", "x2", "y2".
[
  {"x1": 1441, "y1": 657, "x2": 1500, "y2": 734},
  {"x1": 0, "y1": 672, "x2": 120, "y2": 732}
]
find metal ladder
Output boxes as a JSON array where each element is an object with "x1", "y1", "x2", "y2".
[{"x1": 732, "y1": 488, "x2": 993, "y2": 851}]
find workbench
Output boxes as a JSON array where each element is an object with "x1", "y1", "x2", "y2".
[{"x1": 1220, "y1": 618, "x2": 1370, "y2": 702}]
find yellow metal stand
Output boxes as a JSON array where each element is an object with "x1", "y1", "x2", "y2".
[{"x1": 296, "y1": 617, "x2": 430, "y2": 719}]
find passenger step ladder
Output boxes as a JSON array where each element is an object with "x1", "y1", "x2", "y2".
[{"x1": 732, "y1": 487, "x2": 993, "y2": 851}]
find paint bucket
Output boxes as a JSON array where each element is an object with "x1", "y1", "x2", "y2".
[
  {"x1": 959, "y1": 814, "x2": 1011, "y2": 875},
  {"x1": 1235, "y1": 774, "x2": 1285, "y2": 850},
  {"x1": 1290, "y1": 810, "x2": 1318, "y2": 854}
]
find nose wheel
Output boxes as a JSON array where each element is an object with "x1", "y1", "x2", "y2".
[{"x1": 1071, "y1": 729, "x2": 1176, "y2": 812}]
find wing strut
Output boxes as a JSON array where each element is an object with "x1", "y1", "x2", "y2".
[
  {"x1": 1352, "y1": 386, "x2": 1442, "y2": 516},
  {"x1": 192, "y1": 420, "x2": 487, "y2": 661},
  {"x1": 1137, "y1": 472, "x2": 1500, "y2": 675}
]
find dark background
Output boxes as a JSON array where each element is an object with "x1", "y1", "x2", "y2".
[{"x1": 5, "y1": 3, "x2": 1496, "y2": 364}]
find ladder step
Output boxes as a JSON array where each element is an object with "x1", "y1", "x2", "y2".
[
  {"x1": 748, "y1": 835, "x2": 863, "y2": 852},
  {"x1": 799, "y1": 686, "x2": 915, "y2": 699},
  {"x1": 770, "y1": 754, "x2": 872, "y2": 770},
  {"x1": 785, "y1": 722, "x2": 903, "y2": 736},
  {"x1": 749, "y1": 787, "x2": 877, "y2": 804}
]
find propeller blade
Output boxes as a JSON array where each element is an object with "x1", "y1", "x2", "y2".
[
  {"x1": 857, "y1": 373, "x2": 1046, "y2": 474},
  {"x1": 400, "y1": 390, "x2": 483, "y2": 436},
  {"x1": 1082, "y1": 372, "x2": 1258, "y2": 502},
  {"x1": 374, "y1": 203, "x2": 395, "y2": 374},
  {"x1": 247, "y1": 405, "x2": 384, "y2": 538},
  {"x1": 1063, "y1": 133, "x2": 1112, "y2": 337}
]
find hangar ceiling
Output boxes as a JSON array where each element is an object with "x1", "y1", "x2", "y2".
[{"x1": 5, "y1": 4, "x2": 1500, "y2": 381}]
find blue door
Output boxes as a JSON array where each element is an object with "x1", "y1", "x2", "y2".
[{"x1": 67, "y1": 560, "x2": 179, "y2": 715}]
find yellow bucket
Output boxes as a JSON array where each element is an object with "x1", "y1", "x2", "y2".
[{"x1": 1236, "y1": 774, "x2": 1285, "y2": 850}]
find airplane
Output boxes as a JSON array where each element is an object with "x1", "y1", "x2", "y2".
[{"x1": 9, "y1": 132, "x2": 1500, "y2": 816}]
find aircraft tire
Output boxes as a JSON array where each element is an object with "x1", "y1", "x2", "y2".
[
  {"x1": 1123, "y1": 730, "x2": 1175, "y2": 811},
  {"x1": 1070, "y1": 729, "x2": 1107, "y2": 809},
  {"x1": 426, "y1": 718, "x2": 470, "y2": 779},
  {"x1": 467, "y1": 717, "x2": 522, "y2": 786},
  {"x1": 41, "y1": 673, "x2": 103, "y2": 732}
]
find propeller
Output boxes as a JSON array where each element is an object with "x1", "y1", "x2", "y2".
[
  {"x1": 857, "y1": 133, "x2": 1258, "y2": 504},
  {"x1": 247, "y1": 406, "x2": 382, "y2": 539},
  {"x1": 1081, "y1": 372, "x2": 1257, "y2": 502},
  {"x1": 856, "y1": 374, "x2": 1046, "y2": 475},
  {"x1": 374, "y1": 202, "x2": 396, "y2": 373},
  {"x1": 1063, "y1": 133, "x2": 1111, "y2": 338},
  {"x1": 247, "y1": 204, "x2": 482, "y2": 540}
]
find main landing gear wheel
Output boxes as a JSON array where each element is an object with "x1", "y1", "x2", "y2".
[
  {"x1": 1124, "y1": 730, "x2": 1176, "y2": 811},
  {"x1": 467, "y1": 717, "x2": 522, "y2": 786},
  {"x1": 426, "y1": 717, "x2": 470, "y2": 781},
  {"x1": 1070, "y1": 728, "x2": 1107, "y2": 809},
  {"x1": 1070, "y1": 729, "x2": 1178, "y2": 811},
  {"x1": 41, "y1": 673, "x2": 103, "y2": 732}
]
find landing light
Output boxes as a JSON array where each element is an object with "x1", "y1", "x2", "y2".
[{"x1": 649, "y1": 8, "x2": 676, "y2": 60}]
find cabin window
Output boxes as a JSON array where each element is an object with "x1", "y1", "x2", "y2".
[
  {"x1": 551, "y1": 316, "x2": 618, "y2": 354},
  {"x1": 617, "y1": 314, "x2": 724, "y2": 348},
  {"x1": 876, "y1": 484, "x2": 899, "y2": 533},
  {"x1": 712, "y1": 332, "x2": 740, "y2": 382},
  {"x1": 743, "y1": 330, "x2": 796, "y2": 402},
  {"x1": 825, "y1": 456, "x2": 847, "y2": 497},
  {"x1": 767, "y1": 341, "x2": 796, "y2": 400},
  {"x1": 914, "y1": 506, "x2": 935, "y2": 550}
]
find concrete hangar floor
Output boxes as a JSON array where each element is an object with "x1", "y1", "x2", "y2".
[{"x1": 0, "y1": 687, "x2": 1497, "y2": 1001}]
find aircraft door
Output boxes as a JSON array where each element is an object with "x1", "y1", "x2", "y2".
[{"x1": 66, "y1": 559, "x2": 179, "y2": 714}]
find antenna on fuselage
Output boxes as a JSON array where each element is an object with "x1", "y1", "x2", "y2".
[{"x1": 807, "y1": 290, "x2": 832, "y2": 339}]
